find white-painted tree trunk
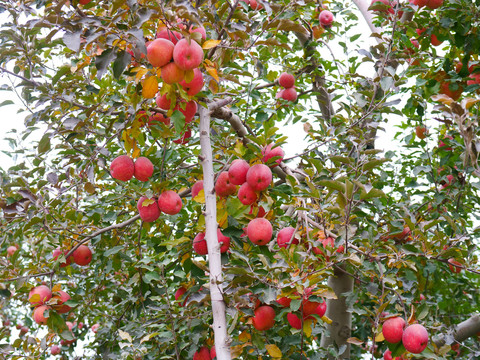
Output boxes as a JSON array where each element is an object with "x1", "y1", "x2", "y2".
[{"x1": 199, "y1": 105, "x2": 232, "y2": 360}]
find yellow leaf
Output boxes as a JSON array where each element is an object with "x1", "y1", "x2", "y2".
[
  {"x1": 118, "y1": 329, "x2": 132, "y2": 343},
  {"x1": 209, "y1": 79, "x2": 219, "y2": 94},
  {"x1": 375, "y1": 332, "x2": 385, "y2": 342},
  {"x1": 303, "y1": 318, "x2": 313, "y2": 337},
  {"x1": 462, "y1": 97, "x2": 480, "y2": 109},
  {"x1": 194, "y1": 189, "x2": 205, "y2": 203},
  {"x1": 431, "y1": 94, "x2": 454, "y2": 105},
  {"x1": 142, "y1": 75, "x2": 158, "y2": 99},
  {"x1": 206, "y1": 66, "x2": 220, "y2": 82},
  {"x1": 238, "y1": 330, "x2": 251, "y2": 342},
  {"x1": 202, "y1": 39, "x2": 221, "y2": 49},
  {"x1": 321, "y1": 315, "x2": 332, "y2": 324},
  {"x1": 51, "y1": 284, "x2": 62, "y2": 292},
  {"x1": 265, "y1": 344, "x2": 282, "y2": 358},
  {"x1": 347, "y1": 337, "x2": 364, "y2": 346},
  {"x1": 132, "y1": 142, "x2": 141, "y2": 159},
  {"x1": 140, "y1": 198, "x2": 155, "y2": 207},
  {"x1": 231, "y1": 343, "x2": 250, "y2": 358},
  {"x1": 133, "y1": 66, "x2": 148, "y2": 83}
]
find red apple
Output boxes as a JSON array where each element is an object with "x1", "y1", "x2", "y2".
[
  {"x1": 7, "y1": 245, "x2": 18, "y2": 256},
  {"x1": 277, "y1": 297, "x2": 292, "y2": 307},
  {"x1": 448, "y1": 258, "x2": 462, "y2": 273},
  {"x1": 382, "y1": 317, "x2": 406, "y2": 343},
  {"x1": 161, "y1": 62, "x2": 185, "y2": 84},
  {"x1": 277, "y1": 226, "x2": 298, "y2": 248},
  {"x1": 402, "y1": 324, "x2": 429, "y2": 354},
  {"x1": 210, "y1": 345, "x2": 216, "y2": 359},
  {"x1": 73, "y1": 245, "x2": 92, "y2": 266},
  {"x1": 134, "y1": 157, "x2": 154, "y2": 182},
  {"x1": 29, "y1": 285, "x2": 52, "y2": 307},
  {"x1": 156, "y1": 27, "x2": 182, "y2": 44},
  {"x1": 237, "y1": 182, "x2": 258, "y2": 205},
  {"x1": 174, "y1": 100, "x2": 197, "y2": 123},
  {"x1": 287, "y1": 312, "x2": 302, "y2": 329},
  {"x1": 438, "y1": 134, "x2": 453, "y2": 150},
  {"x1": 217, "y1": 228, "x2": 231, "y2": 253},
  {"x1": 91, "y1": 323, "x2": 100, "y2": 333},
  {"x1": 110, "y1": 155, "x2": 135, "y2": 181},
  {"x1": 173, "y1": 38, "x2": 204, "y2": 71},
  {"x1": 193, "y1": 346, "x2": 211, "y2": 360},
  {"x1": 415, "y1": 126, "x2": 427, "y2": 139},
  {"x1": 148, "y1": 113, "x2": 170, "y2": 126},
  {"x1": 79, "y1": 0, "x2": 91, "y2": 4},
  {"x1": 173, "y1": 129, "x2": 192, "y2": 144},
  {"x1": 190, "y1": 25, "x2": 207, "y2": 41},
  {"x1": 32, "y1": 305, "x2": 50, "y2": 325},
  {"x1": 191, "y1": 180, "x2": 204, "y2": 199},
  {"x1": 439, "y1": 81, "x2": 462, "y2": 100},
  {"x1": 280, "y1": 87, "x2": 297, "y2": 102},
  {"x1": 20, "y1": 326, "x2": 29, "y2": 333},
  {"x1": 246, "y1": 164, "x2": 272, "y2": 192},
  {"x1": 158, "y1": 190, "x2": 182, "y2": 215},
  {"x1": 193, "y1": 232, "x2": 208, "y2": 255},
  {"x1": 249, "y1": 0, "x2": 263, "y2": 10},
  {"x1": 50, "y1": 345, "x2": 61, "y2": 355},
  {"x1": 137, "y1": 196, "x2": 161, "y2": 222},
  {"x1": 156, "y1": 93, "x2": 172, "y2": 110},
  {"x1": 52, "y1": 290, "x2": 71, "y2": 314},
  {"x1": 247, "y1": 218, "x2": 273, "y2": 246},
  {"x1": 147, "y1": 39, "x2": 175, "y2": 68},
  {"x1": 52, "y1": 248, "x2": 71, "y2": 267},
  {"x1": 228, "y1": 159, "x2": 250, "y2": 185},
  {"x1": 278, "y1": 72, "x2": 295, "y2": 88},
  {"x1": 426, "y1": 0, "x2": 443, "y2": 9},
  {"x1": 174, "y1": 287, "x2": 187, "y2": 301},
  {"x1": 179, "y1": 68, "x2": 204, "y2": 96},
  {"x1": 262, "y1": 143, "x2": 284, "y2": 167},
  {"x1": 319, "y1": 10, "x2": 334, "y2": 27},
  {"x1": 252, "y1": 305, "x2": 275, "y2": 331},
  {"x1": 215, "y1": 171, "x2": 237, "y2": 197}
]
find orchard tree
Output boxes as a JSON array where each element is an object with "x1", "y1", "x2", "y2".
[{"x1": 1, "y1": 0, "x2": 480, "y2": 359}]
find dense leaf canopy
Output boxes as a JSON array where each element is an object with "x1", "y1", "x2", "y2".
[{"x1": 1, "y1": 0, "x2": 480, "y2": 359}]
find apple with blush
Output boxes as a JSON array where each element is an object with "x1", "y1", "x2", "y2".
[
  {"x1": 110, "y1": 155, "x2": 135, "y2": 181},
  {"x1": 237, "y1": 182, "x2": 258, "y2": 205},
  {"x1": 193, "y1": 232, "x2": 208, "y2": 255},
  {"x1": 137, "y1": 196, "x2": 161, "y2": 222},
  {"x1": 156, "y1": 27, "x2": 182, "y2": 44},
  {"x1": 193, "y1": 346, "x2": 211, "y2": 360},
  {"x1": 29, "y1": 285, "x2": 52, "y2": 307},
  {"x1": 215, "y1": 171, "x2": 237, "y2": 197},
  {"x1": 262, "y1": 143, "x2": 284, "y2": 167},
  {"x1": 246, "y1": 164, "x2": 272, "y2": 192},
  {"x1": 174, "y1": 100, "x2": 197, "y2": 123},
  {"x1": 32, "y1": 305, "x2": 50, "y2": 325},
  {"x1": 146, "y1": 38, "x2": 175, "y2": 68},
  {"x1": 277, "y1": 226, "x2": 298, "y2": 248},
  {"x1": 228, "y1": 159, "x2": 250, "y2": 185},
  {"x1": 161, "y1": 62, "x2": 185, "y2": 84},
  {"x1": 158, "y1": 190, "x2": 183, "y2": 215},
  {"x1": 319, "y1": 10, "x2": 334, "y2": 27},
  {"x1": 382, "y1": 317, "x2": 406, "y2": 343},
  {"x1": 179, "y1": 68, "x2": 204, "y2": 96},
  {"x1": 134, "y1": 157, "x2": 154, "y2": 182},
  {"x1": 50, "y1": 345, "x2": 61, "y2": 355},
  {"x1": 173, "y1": 38, "x2": 204, "y2": 71},
  {"x1": 252, "y1": 305, "x2": 275, "y2": 331},
  {"x1": 402, "y1": 324, "x2": 429, "y2": 354},
  {"x1": 192, "y1": 180, "x2": 204, "y2": 199},
  {"x1": 73, "y1": 245, "x2": 92, "y2": 266},
  {"x1": 247, "y1": 218, "x2": 273, "y2": 246},
  {"x1": 278, "y1": 72, "x2": 295, "y2": 88},
  {"x1": 7, "y1": 245, "x2": 18, "y2": 256}
]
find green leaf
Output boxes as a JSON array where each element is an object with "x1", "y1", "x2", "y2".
[
  {"x1": 104, "y1": 245, "x2": 124, "y2": 257},
  {"x1": 171, "y1": 110, "x2": 185, "y2": 133},
  {"x1": 113, "y1": 50, "x2": 132, "y2": 79},
  {"x1": 38, "y1": 134, "x2": 51, "y2": 154}
]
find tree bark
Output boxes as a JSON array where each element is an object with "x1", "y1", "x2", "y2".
[
  {"x1": 433, "y1": 314, "x2": 480, "y2": 347},
  {"x1": 320, "y1": 266, "x2": 354, "y2": 358},
  {"x1": 199, "y1": 105, "x2": 232, "y2": 360}
]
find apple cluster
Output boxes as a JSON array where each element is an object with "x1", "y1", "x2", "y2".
[
  {"x1": 110, "y1": 155, "x2": 154, "y2": 182},
  {"x1": 277, "y1": 287, "x2": 326, "y2": 331},
  {"x1": 382, "y1": 317, "x2": 429, "y2": 358},
  {"x1": 137, "y1": 191, "x2": 183, "y2": 223},
  {"x1": 276, "y1": 72, "x2": 297, "y2": 102},
  {"x1": 193, "y1": 229, "x2": 231, "y2": 255}
]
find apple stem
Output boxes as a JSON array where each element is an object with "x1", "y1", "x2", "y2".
[{"x1": 199, "y1": 105, "x2": 232, "y2": 360}]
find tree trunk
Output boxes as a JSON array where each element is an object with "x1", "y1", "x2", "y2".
[
  {"x1": 320, "y1": 266, "x2": 354, "y2": 358},
  {"x1": 199, "y1": 105, "x2": 232, "y2": 360}
]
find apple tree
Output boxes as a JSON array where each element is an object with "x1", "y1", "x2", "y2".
[{"x1": 1, "y1": 0, "x2": 480, "y2": 359}]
